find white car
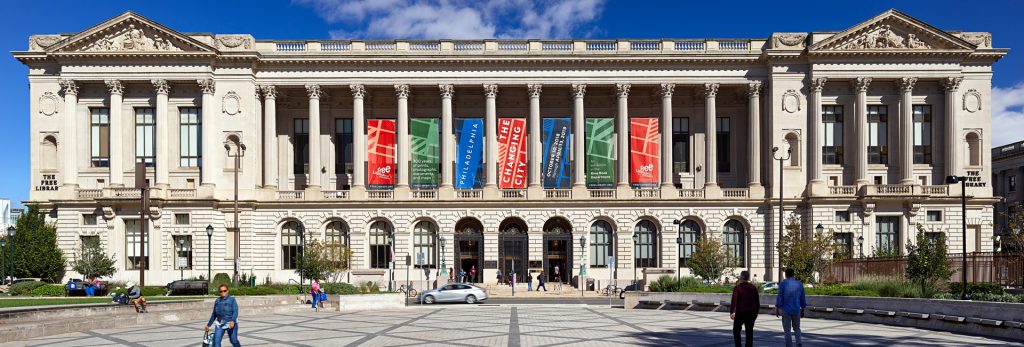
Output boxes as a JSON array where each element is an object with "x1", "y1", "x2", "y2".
[
  {"x1": 419, "y1": 283, "x2": 488, "y2": 304},
  {"x1": 762, "y1": 281, "x2": 779, "y2": 291}
]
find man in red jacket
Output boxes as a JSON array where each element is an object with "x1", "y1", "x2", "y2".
[{"x1": 730, "y1": 270, "x2": 760, "y2": 347}]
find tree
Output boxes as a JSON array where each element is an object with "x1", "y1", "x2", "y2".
[
  {"x1": 10, "y1": 205, "x2": 66, "y2": 282},
  {"x1": 777, "y1": 214, "x2": 844, "y2": 284},
  {"x1": 71, "y1": 236, "x2": 116, "y2": 279},
  {"x1": 905, "y1": 223, "x2": 953, "y2": 298},
  {"x1": 296, "y1": 239, "x2": 353, "y2": 283},
  {"x1": 1002, "y1": 202, "x2": 1024, "y2": 287},
  {"x1": 688, "y1": 235, "x2": 730, "y2": 283}
]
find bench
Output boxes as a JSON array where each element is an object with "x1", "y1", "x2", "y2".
[
  {"x1": 966, "y1": 318, "x2": 1003, "y2": 327},
  {"x1": 899, "y1": 312, "x2": 930, "y2": 319},
  {"x1": 937, "y1": 315, "x2": 966, "y2": 323},
  {"x1": 869, "y1": 309, "x2": 896, "y2": 317},
  {"x1": 807, "y1": 306, "x2": 833, "y2": 313},
  {"x1": 639, "y1": 300, "x2": 662, "y2": 307},
  {"x1": 837, "y1": 308, "x2": 864, "y2": 314},
  {"x1": 663, "y1": 300, "x2": 690, "y2": 308}
]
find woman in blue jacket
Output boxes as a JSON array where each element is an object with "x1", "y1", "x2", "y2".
[{"x1": 204, "y1": 284, "x2": 240, "y2": 347}]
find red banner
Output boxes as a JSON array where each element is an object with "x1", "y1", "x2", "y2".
[
  {"x1": 629, "y1": 118, "x2": 660, "y2": 188},
  {"x1": 367, "y1": 119, "x2": 396, "y2": 190},
  {"x1": 497, "y1": 118, "x2": 528, "y2": 189}
]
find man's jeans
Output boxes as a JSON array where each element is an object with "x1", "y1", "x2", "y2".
[
  {"x1": 527, "y1": 282, "x2": 533, "y2": 291},
  {"x1": 213, "y1": 323, "x2": 241, "y2": 347},
  {"x1": 781, "y1": 312, "x2": 802, "y2": 346}
]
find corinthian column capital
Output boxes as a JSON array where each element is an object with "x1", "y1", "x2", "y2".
[
  {"x1": 59, "y1": 79, "x2": 79, "y2": 96},
  {"x1": 483, "y1": 84, "x2": 498, "y2": 98},
  {"x1": 349, "y1": 84, "x2": 366, "y2": 99},
  {"x1": 703, "y1": 82, "x2": 719, "y2": 98},
  {"x1": 394, "y1": 84, "x2": 410, "y2": 99},
  {"x1": 942, "y1": 77, "x2": 963, "y2": 92},
  {"x1": 527, "y1": 84, "x2": 542, "y2": 98},
  {"x1": 810, "y1": 77, "x2": 828, "y2": 93},
  {"x1": 261, "y1": 85, "x2": 278, "y2": 99},
  {"x1": 105, "y1": 79, "x2": 124, "y2": 95},
  {"x1": 571, "y1": 84, "x2": 586, "y2": 98},
  {"x1": 615, "y1": 83, "x2": 631, "y2": 98},
  {"x1": 197, "y1": 79, "x2": 215, "y2": 95},
  {"x1": 851, "y1": 77, "x2": 872, "y2": 92},
  {"x1": 660, "y1": 83, "x2": 675, "y2": 98},
  {"x1": 746, "y1": 81, "x2": 762, "y2": 98},
  {"x1": 896, "y1": 77, "x2": 918, "y2": 93},
  {"x1": 439, "y1": 84, "x2": 454, "y2": 98},
  {"x1": 306, "y1": 84, "x2": 323, "y2": 99},
  {"x1": 151, "y1": 79, "x2": 170, "y2": 95}
]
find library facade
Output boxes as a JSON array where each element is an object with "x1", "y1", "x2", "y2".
[{"x1": 17, "y1": 10, "x2": 1004, "y2": 287}]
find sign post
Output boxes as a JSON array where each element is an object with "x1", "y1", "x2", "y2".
[
  {"x1": 405, "y1": 253, "x2": 411, "y2": 307},
  {"x1": 608, "y1": 256, "x2": 615, "y2": 306}
]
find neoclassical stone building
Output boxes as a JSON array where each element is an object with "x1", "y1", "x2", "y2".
[{"x1": 16, "y1": 10, "x2": 1004, "y2": 288}]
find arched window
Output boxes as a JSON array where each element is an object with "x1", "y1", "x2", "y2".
[
  {"x1": 369, "y1": 220, "x2": 393, "y2": 269},
  {"x1": 281, "y1": 221, "x2": 303, "y2": 270},
  {"x1": 678, "y1": 220, "x2": 701, "y2": 266},
  {"x1": 325, "y1": 221, "x2": 349, "y2": 247},
  {"x1": 785, "y1": 133, "x2": 800, "y2": 167},
  {"x1": 590, "y1": 220, "x2": 613, "y2": 267},
  {"x1": 634, "y1": 220, "x2": 658, "y2": 268},
  {"x1": 413, "y1": 221, "x2": 437, "y2": 269},
  {"x1": 966, "y1": 132, "x2": 981, "y2": 167},
  {"x1": 41, "y1": 136, "x2": 58, "y2": 172},
  {"x1": 723, "y1": 220, "x2": 745, "y2": 267}
]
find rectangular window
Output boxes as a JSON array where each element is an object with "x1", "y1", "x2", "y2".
[
  {"x1": 90, "y1": 108, "x2": 111, "y2": 167},
  {"x1": 1010, "y1": 176, "x2": 1017, "y2": 192},
  {"x1": 413, "y1": 233, "x2": 436, "y2": 269},
  {"x1": 716, "y1": 117, "x2": 730, "y2": 172},
  {"x1": 925, "y1": 232, "x2": 944, "y2": 245},
  {"x1": 179, "y1": 107, "x2": 202, "y2": 167},
  {"x1": 833, "y1": 232, "x2": 853, "y2": 259},
  {"x1": 913, "y1": 105, "x2": 932, "y2": 164},
  {"x1": 226, "y1": 228, "x2": 237, "y2": 260},
  {"x1": 672, "y1": 118, "x2": 690, "y2": 175},
  {"x1": 281, "y1": 228, "x2": 301, "y2": 270},
  {"x1": 125, "y1": 219, "x2": 149, "y2": 270},
  {"x1": 172, "y1": 235, "x2": 193, "y2": 270},
  {"x1": 135, "y1": 108, "x2": 156, "y2": 167},
  {"x1": 867, "y1": 106, "x2": 888, "y2": 165},
  {"x1": 80, "y1": 235, "x2": 100, "y2": 250},
  {"x1": 174, "y1": 213, "x2": 190, "y2": 225},
  {"x1": 926, "y1": 210, "x2": 942, "y2": 222},
  {"x1": 590, "y1": 231, "x2": 610, "y2": 267},
  {"x1": 835, "y1": 211, "x2": 851, "y2": 222},
  {"x1": 875, "y1": 216, "x2": 901, "y2": 255},
  {"x1": 335, "y1": 119, "x2": 354, "y2": 179},
  {"x1": 83, "y1": 213, "x2": 97, "y2": 226},
  {"x1": 294, "y1": 119, "x2": 309, "y2": 175},
  {"x1": 822, "y1": 106, "x2": 844, "y2": 165},
  {"x1": 370, "y1": 232, "x2": 391, "y2": 269}
]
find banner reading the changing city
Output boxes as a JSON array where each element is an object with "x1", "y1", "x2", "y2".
[
  {"x1": 585, "y1": 118, "x2": 615, "y2": 189},
  {"x1": 497, "y1": 118, "x2": 528, "y2": 189},
  {"x1": 410, "y1": 118, "x2": 439, "y2": 190},
  {"x1": 454, "y1": 118, "x2": 484, "y2": 189},
  {"x1": 366, "y1": 119, "x2": 396, "y2": 190},
  {"x1": 629, "y1": 117, "x2": 660, "y2": 188},
  {"x1": 542, "y1": 118, "x2": 572, "y2": 189}
]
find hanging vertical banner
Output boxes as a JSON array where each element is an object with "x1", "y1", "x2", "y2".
[
  {"x1": 497, "y1": 118, "x2": 528, "y2": 189},
  {"x1": 585, "y1": 118, "x2": 615, "y2": 189},
  {"x1": 410, "y1": 118, "x2": 440, "y2": 190},
  {"x1": 367, "y1": 119, "x2": 396, "y2": 190},
  {"x1": 542, "y1": 118, "x2": 572, "y2": 189},
  {"x1": 629, "y1": 117, "x2": 660, "y2": 188},
  {"x1": 454, "y1": 118, "x2": 484, "y2": 189}
]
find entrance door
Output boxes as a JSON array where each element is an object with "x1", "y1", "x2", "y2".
[
  {"x1": 498, "y1": 218, "x2": 529, "y2": 283},
  {"x1": 454, "y1": 218, "x2": 484, "y2": 283},
  {"x1": 543, "y1": 217, "x2": 573, "y2": 284}
]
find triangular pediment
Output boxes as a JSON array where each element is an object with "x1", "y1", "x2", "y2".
[
  {"x1": 47, "y1": 11, "x2": 215, "y2": 53},
  {"x1": 810, "y1": 10, "x2": 975, "y2": 52}
]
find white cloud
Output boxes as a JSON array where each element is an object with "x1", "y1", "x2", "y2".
[
  {"x1": 295, "y1": 0, "x2": 606, "y2": 39},
  {"x1": 992, "y1": 83, "x2": 1024, "y2": 147}
]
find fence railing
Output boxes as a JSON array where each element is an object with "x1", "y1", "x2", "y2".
[{"x1": 823, "y1": 252, "x2": 1024, "y2": 288}]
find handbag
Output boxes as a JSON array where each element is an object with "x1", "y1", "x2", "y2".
[
  {"x1": 201, "y1": 331, "x2": 212, "y2": 347},
  {"x1": 319, "y1": 292, "x2": 327, "y2": 302}
]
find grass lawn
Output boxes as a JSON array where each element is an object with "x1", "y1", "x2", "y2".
[{"x1": 0, "y1": 296, "x2": 208, "y2": 309}]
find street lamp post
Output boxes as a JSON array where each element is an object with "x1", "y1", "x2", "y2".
[
  {"x1": 206, "y1": 225, "x2": 213, "y2": 288},
  {"x1": 225, "y1": 142, "x2": 246, "y2": 282},
  {"x1": 178, "y1": 237, "x2": 186, "y2": 281},
  {"x1": 772, "y1": 146, "x2": 791, "y2": 281},
  {"x1": 579, "y1": 234, "x2": 586, "y2": 297},
  {"x1": 440, "y1": 236, "x2": 448, "y2": 283},
  {"x1": 298, "y1": 223, "x2": 306, "y2": 294},
  {"x1": 946, "y1": 175, "x2": 969, "y2": 300},
  {"x1": 1, "y1": 237, "x2": 6, "y2": 285},
  {"x1": 6, "y1": 226, "x2": 14, "y2": 282},
  {"x1": 672, "y1": 220, "x2": 683, "y2": 283},
  {"x1": 632, "y1": 233, "x2": 639, "y2": 291}
]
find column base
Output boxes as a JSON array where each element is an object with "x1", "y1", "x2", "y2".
[
  {"x1": 855, "y1": 179, "x2": 871, "y2": 187},
  {"x1": 615, "y1": 184, "x2": 633, "y2": 199},
  {"x1": 198, "y1": 184, "x2": 216, "y2": 199},
  {"x1": 527, "y1": 185, "x2": 544, "y2": 200},
  {"x1": 438, "y1": 185, "x2": 455, "y2": 200},
  {"x1": 703, "y1": 184, "x2": 722, "y2": 199},
  {"x1": 483, "y1": 185, "x2": 498, "y2": 199},
  {"x1": 807, "y1": 179, "x2": 827, "y2": 197},
  {"x1": 304, "y1": 186, "x2": 322, "y2": 201},
  {"x1": 572, "y1": 185, "x2": 590, "y2": 199},
  {"x1": 394, "y1": 186, "x2": 410, "y2": 200},
  {"x1": 747, "y1": 184, "x2": 766, "y2": 199},
  {"x1": 898, "y1": 179, "x2": 916, "y2": 185},
  {"x1": 660, "y1": 184, "x2": 677, "y2": 199}
]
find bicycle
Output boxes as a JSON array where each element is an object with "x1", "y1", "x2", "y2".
[
  {"x1": 397, "y1": 284, "x2": 418, "y2": 298},
  {"x1": 602, "y1": 284, "x2": 623, "y2": 297}
]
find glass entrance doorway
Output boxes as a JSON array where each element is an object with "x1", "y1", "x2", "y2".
[
  {"x1": 543, "y1": 217, "x2": 573, "y2": 283},
  {"x1": 454, "y1": 218, "x2": 484, "y2": 283},
  {"x1": 498, "y1": 218, "x2": 529, "y2": 284}
]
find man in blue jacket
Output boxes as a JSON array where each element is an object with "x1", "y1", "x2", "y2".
[
  {"x1": 205, "y1": 284, "x2": 240, "y2": 347},
  {"x1": 775, "y1": 268, "x2": 806, "y2": 347}
]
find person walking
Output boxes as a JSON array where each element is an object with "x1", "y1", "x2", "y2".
[
  {"x1": 458, "y1": 268, "x2": 466, "y2": 283},
  {"x1": 448, "y1": 267, "x2": 454, "y2": 283},
  {"x1": 537, "y1": 271, "x2": 547, "y2": 291},
  {"x1": 205, "y1": 284, "x2": 240, "y2": 347},
  {"x1": 526, "y1": 272, "x2": 533, "y2": 291},
  {"x1": 730, "y1": 270, "x2": 760, "y2": 347},
  {"x1": 496, "y1": 270, "x2": 503, "y2": 286},
  {"x1": 310, "y1": 278, "x2": 322, "y2": 309},
  {"x1": 469, "y1": 266, "x2": 477, "y2": 283},
  {"x1": 775, "y1": 268, "x2": 807, "y2": 347}
]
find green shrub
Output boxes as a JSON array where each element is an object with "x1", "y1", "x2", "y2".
[
  {"x1": 210, "y1": 273, "x2": 232, "y2": 292},
  {"x1": 678, "y1": 276, "x2": 703, "y2": 289},
  {"x1": 321, "y1": 283, "x2": 358, "y2": 295},
  {"x1": 230, "y1": 286, "x2": 281, "y2": 296},
  {"x1": 850, "y1": 276, "x2": 921, "y2": 298},
  {"x1": 141, "y1": 286, "x2": 167, "y2": 297},
  {"x1": 649, "y1": 275, "x2": 681, "y2": 292},
  {"x1": 10, "y1": 281, "x2": 47, "y2": 295},
  {"x1": 25, "y1": 284, "x2": 66, "y2": 297},
  {"x1": 933, "y1": 293, "x2": 958, "y2": 300},
  {"x1": 806, "y1": 285, "x2": 877, "y2": 297},
  {"x1": 358, "y1": 281, "x2": 380, "y2": 293},
  {"x1": 947, "y1": 282, "x2": 1003, "y2": 296}
]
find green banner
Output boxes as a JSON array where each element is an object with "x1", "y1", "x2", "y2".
[
  {"x1": 410, "y1": 118, "x2": 439, "y2": 189},
  {"x1": 585, "y1": 118, "x2": 615, "y2": 189}
]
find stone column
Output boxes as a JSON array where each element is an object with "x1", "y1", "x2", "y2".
[
  {"x1": 943, "y1": 77, "x2": 963, "y2": 178},
  {"x1": 306, "y1": 84, "x2": 323, "y2": 190},
  {"x1": 852, "y1": 77, "x2": 872, "y2": 186},
  {"x1": 809, "y1": 78, "x2": 827, "y2": 187},
  {"x1": 439, "y1": 84, "x2": 454, "y2": 194},
  {"x1": 106, "y1": 80, "x2": 125, "y2": 186},
  {"x1": 615, "y1": 83, "x2": 631, "y2": 191},
  {"x1": 704, "y1": 83, "x2": 719, "y2": 188},
  {"x1": 262, "y1": 85, "x2": 278, "y2": 188},
  {"x1": 59, "y1": 79, "x2": 79, "y2": 188},
  {"x1": 395, "y1": 84, "x2": 410, "y2": 193},
  {"x1": 350, "y1": 85, "x2": 367, "y2": 195},
  {"x1": 484, "y1": 84, "x2": 498, "y2": 191},
  {"x1": 747, "y1": 81, "x2": 763, "y2": 189},
  {"x1": 528, "y1": 84, "x2": 542, "y2": 193},
  {"x1": 660, "y1": 83, "x2": 675, "y2": 192},
  {"x1": 571, "y1": 84, "x2": 587, "y2": 192},
  {"x1": 898, "y1": 77, "x2": 918, "y2": 185},
  {"x1": 198, "y1": 79, "x2": 217, "y2": 188},
  {"x1": 152, "y1": 79, "x2": 171, "y2": 188}
]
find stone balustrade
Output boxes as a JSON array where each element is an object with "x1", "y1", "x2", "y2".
[
  {"x1": 262, "y1": 39, "x2": 762, "y2": 54},
  {"x1": 544, "y1": 189, "x2": 572, "y2": 199},
  {"x1": 276, "y1": 190, "x2": 304, "y2": 200},
  {"x1": 829, "y1": 185, "x2": 858, "y2": 196},
  {"x1": 322, "y1": 190, "x2": 349, "y2": 199}
]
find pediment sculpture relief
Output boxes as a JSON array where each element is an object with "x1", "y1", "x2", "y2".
[
  {"x1": 836, "y1": 24, "x2": 931, "y2": 50},
  {"x1": 79, "y1": 23, "x2": 182, "y2": 52}
]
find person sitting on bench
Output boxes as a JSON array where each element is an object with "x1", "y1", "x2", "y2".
[{"x1": 125, "y1": 282, "x2": 147, "y2": 313}]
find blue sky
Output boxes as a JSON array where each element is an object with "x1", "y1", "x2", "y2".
[{"x1": 2, "y1": 0, "x2": 1022, "y2": 206}]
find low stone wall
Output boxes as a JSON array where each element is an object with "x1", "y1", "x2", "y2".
[
  {"x1": 625, "y1": 292, "x2": 1024, "y2": 341},
  {"x1": 337, "y1": 293, "x2": 406, "y2": 311}
]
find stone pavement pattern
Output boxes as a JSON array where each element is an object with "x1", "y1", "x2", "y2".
[{"x1": 4, "y1": 306, "x2": 1014, "y2": 347}]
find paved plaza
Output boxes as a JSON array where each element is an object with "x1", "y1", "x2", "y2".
[{"x1": 5, "y1": 305, "x2": 1016, "y2": 347}]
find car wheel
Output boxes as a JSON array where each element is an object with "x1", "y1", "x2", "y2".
[
  {"x1": 619, "y1": 290, "x2": 627, "y2": 300},
  {"x1": 423, "y1": 295, "x2": 435, "y2": 304},
  {"x1": 465, "y1": 295, "x2": 477, "y2": 304}
]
